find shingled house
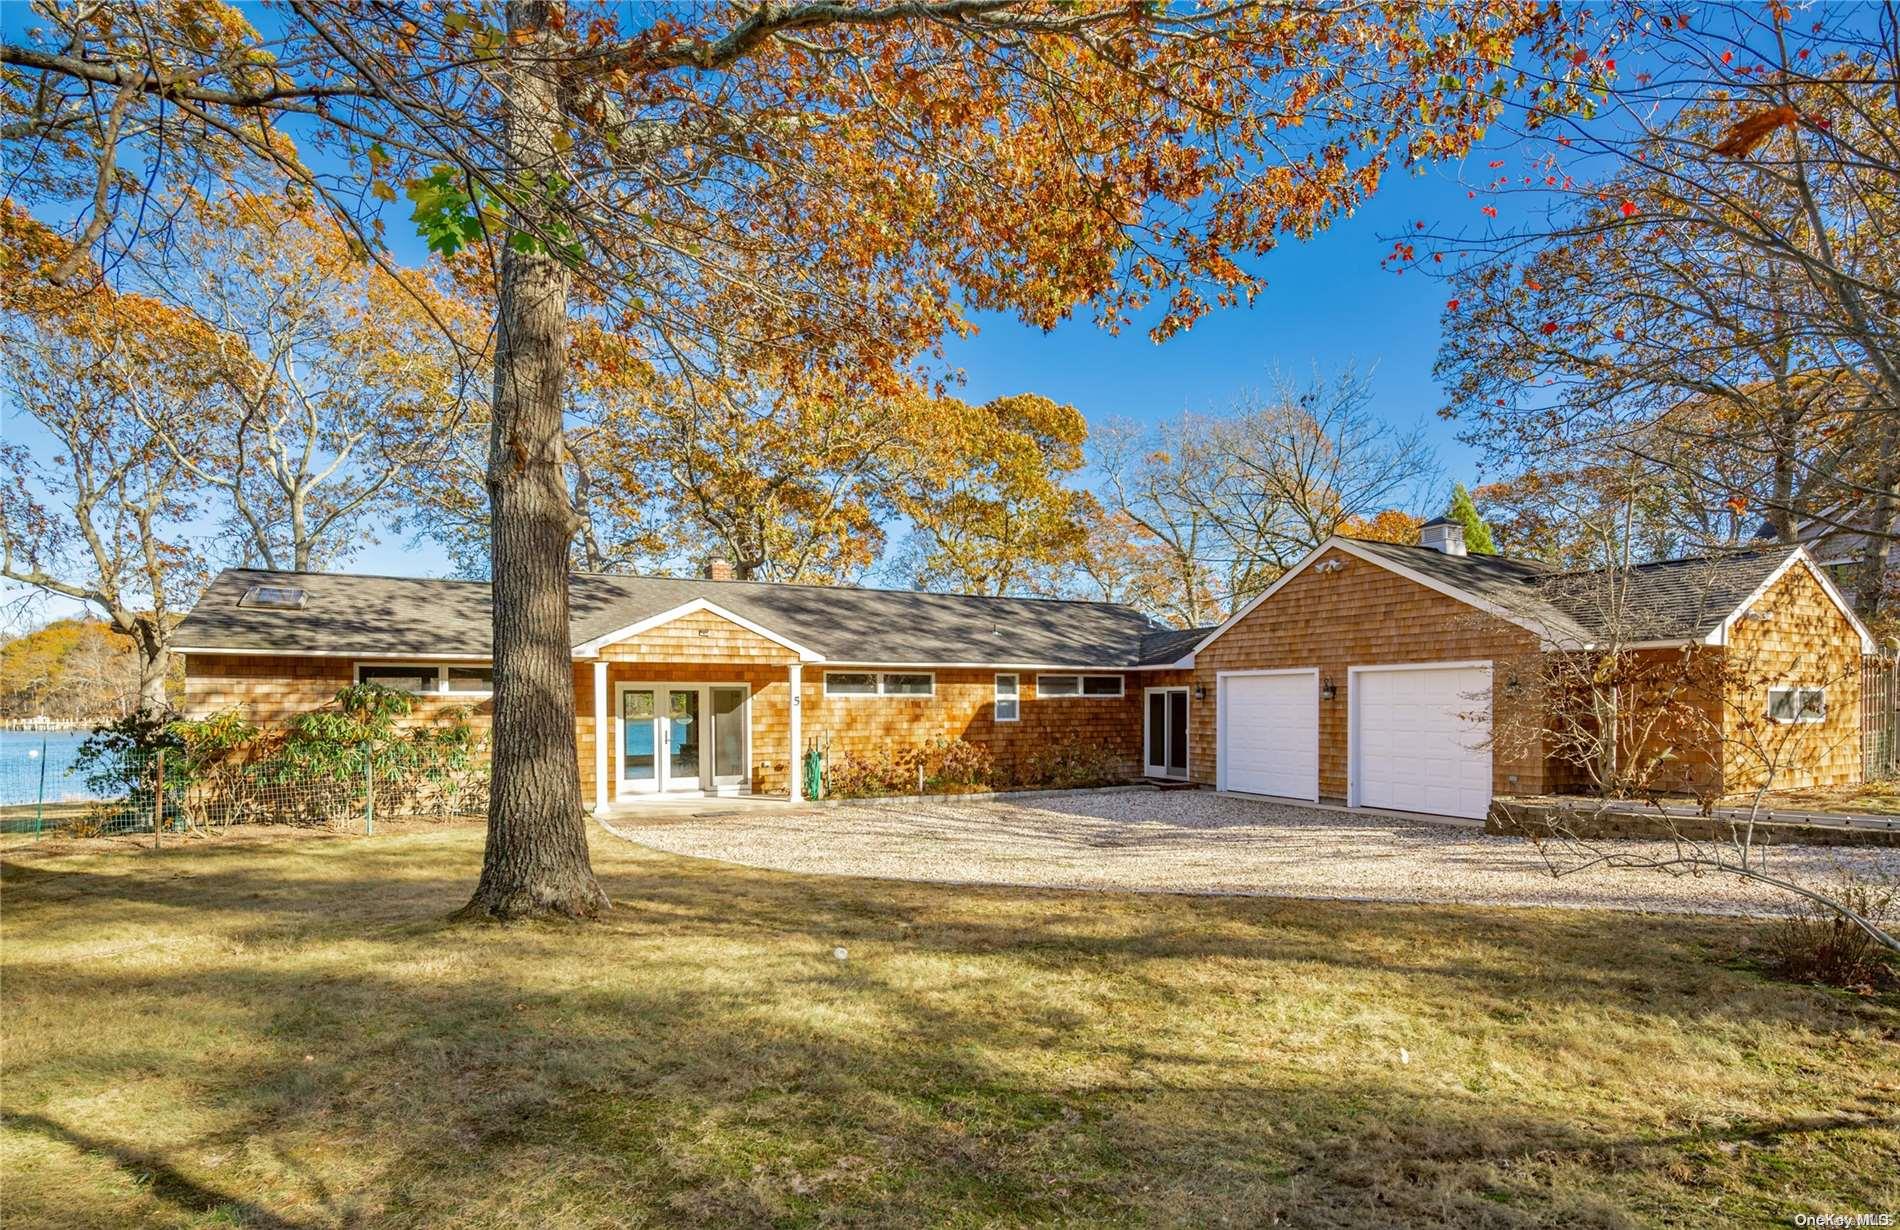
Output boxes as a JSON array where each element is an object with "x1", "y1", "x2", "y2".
[{"x1": 173, "y1": 524, "x2": 1873, "y2": 820}]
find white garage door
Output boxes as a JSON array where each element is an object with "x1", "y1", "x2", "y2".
[
  {"x1": 1352, "y1": 665, "x2": 1492, "y2": 820},
  {"x1": 1220, "y1": 671, "x2": 1318, "y2": 801}
]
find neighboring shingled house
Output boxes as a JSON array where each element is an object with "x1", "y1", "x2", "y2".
[{"x1": 173, "y1": 520, "x2": 1874, "y2": 820}]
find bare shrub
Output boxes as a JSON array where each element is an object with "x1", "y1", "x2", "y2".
[
  {"x1": 924, "y1": 737, "x2": 993, "y2": 791},
  {"x1": 1766, "y1": 873, "x2": 1899, "y2": 989},
  {"x1": 1019, "y1": 741, "x2": 1128, "y2": 790},
  {"x1": 824, "y1": 738, "x2": 996, "y2": 799}
]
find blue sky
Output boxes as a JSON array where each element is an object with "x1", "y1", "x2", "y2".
[{"x1": 942, "y1": 162, "x2": 1479, "y2": 469}]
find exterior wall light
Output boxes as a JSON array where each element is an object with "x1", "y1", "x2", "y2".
[
  {"x1": 1194, "y1": 684, "x2": 1207, "y2": 701},
  {"x1": 1321, "y1": 678, "x2": 1337, "y2": 701}
]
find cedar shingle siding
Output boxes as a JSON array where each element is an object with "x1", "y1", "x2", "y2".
[
  {"x1": 1187, "y1": 545, "x2": 1549, "y2": 801},
  {"x1": 1721, "y1": 560, "x2": 1863, "y2": 790}
]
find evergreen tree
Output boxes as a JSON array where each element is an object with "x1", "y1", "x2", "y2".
[{"x1": 1447, "y1": 483, "x2": 1499, "y2": 555}]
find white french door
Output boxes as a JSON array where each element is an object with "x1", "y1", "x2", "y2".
[
  {"x1": 1144, "y1": 687, "x2": 1190, "y2": 779},
  {"x1": 615, "y1": 683, "x2": 751, "y2": 797}
]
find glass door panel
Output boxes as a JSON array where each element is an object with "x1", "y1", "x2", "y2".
[
  {"x1": 666, "y1": 688, "x2": 702, "y2": 790},
  {"x1": 1167, "y1": 690, "x2": 1189, "y2": 777},
  {"x1": 1146, "y1": 691, "x2": 1167, "y2": 775},
  {"x1": 620, "y1": 688, "x2": 657, "y2": 793},
  {"x1": 711, "y1": 687, "x2": 748, "y2": 787}
]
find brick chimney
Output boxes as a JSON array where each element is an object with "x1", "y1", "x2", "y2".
[
  {"x1": 1417, "y1": 516, "x2": 1466, "y2": 556},
  {"x1": 704, "y1": 558, "x2": 736, "y2": 582}
]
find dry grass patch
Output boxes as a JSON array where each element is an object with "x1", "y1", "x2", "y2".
[
  {"x1": 2, "y1": 823, "x2": 1897, "y2": 1228},
  {"x1": 1753, "y1": 781, "x2": 1900, "y2": 817}
]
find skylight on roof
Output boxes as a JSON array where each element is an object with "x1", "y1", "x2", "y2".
[{"x1": 241, "y1": 584, "x2": 307, "y2": 610}]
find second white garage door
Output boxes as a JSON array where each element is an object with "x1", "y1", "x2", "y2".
[
  {"x1": 1219, "y1": 670, "x2": 1319, "y2": 801},
  {"x1": 1351, "y1": 664, "x2": 1493, "y2": 820}
]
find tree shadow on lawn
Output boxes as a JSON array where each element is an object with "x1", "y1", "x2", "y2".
[
  {"x1": 5, "y1": 950, "x2": 1894, "y2": 1229},
  {"x1": 5, "y1": 829, "x2": 1890, "y2": 1035},
  {"x1": 2, "y1": 1112, "x2": 318, "y2": 1230},
  {"x1": 5, "y1": 831, "x2": 1898, "y2": 1226}
]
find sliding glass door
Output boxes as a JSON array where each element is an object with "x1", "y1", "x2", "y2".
[{"x1": 1144, "y1": 687, "x2": 1189, "y2": 779}]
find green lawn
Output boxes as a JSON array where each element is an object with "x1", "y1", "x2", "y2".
[{"x1": 3, "y1": 823, "x2": 1896, "y2": 1228}]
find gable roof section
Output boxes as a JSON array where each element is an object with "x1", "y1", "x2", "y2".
[
  {"x1": 1191, "y1": 537, "x2": 1584, "y2": 655},
  {"x1": 1704, "y1": 548, "x2": 1876, "y2": 653},
  {"x1": 1333, "y1": 539, "x2": 1588, "y2": 641},
  {"x1": 1530, "y1": 548, "x2": 1796, "y2": 646},
  {"x1": 1193, "y1": 537, "x2": 1858, "y2": 656},
  {"x1": 570, "y1": 597, "x2": 822, "y2": 661},
  {"x1": 174, "y1": 567, "x2": 1189, "y2": 668}
]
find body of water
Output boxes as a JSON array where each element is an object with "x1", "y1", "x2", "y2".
[{"x1": 0, "y1": 729, "x2": 99, "y2": 807}]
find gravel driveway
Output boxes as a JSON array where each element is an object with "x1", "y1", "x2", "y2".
[{"x1": 602, "y1": 789, "x2": 1900, "y2": 918}]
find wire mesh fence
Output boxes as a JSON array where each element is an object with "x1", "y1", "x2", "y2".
[{"x1": 0, "y1": 736, "x2": 489, "y2": 838}]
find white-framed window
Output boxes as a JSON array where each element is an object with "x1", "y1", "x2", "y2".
[
  {"x1": 994, "y1": 673, "x2": 1020, "y2": 722},
  {"x1": 446, "y1": 665, "x2": 494, "y2": 694},
  {"x1": 1036, "y1": 673, "x2": 1125, "y2": 699},
  {"x1": 824, "y1": 671, "x2": 937, "y2": 698},
  {"x1": 1766, "y1": 686, "x2": 1826, "y2": 724},
  {"x1": 355, "y1": 662, "x2": 493, "y2": 697}
]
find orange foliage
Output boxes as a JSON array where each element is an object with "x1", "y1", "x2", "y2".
[
  {"x1": 1709, "y1": 105, "x2": 1800, "y2": 158},
  {"x1": 1338, "y1": 509, "x2": 1423, "y2": 545}
]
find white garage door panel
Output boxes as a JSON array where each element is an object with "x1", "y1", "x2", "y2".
[
  {"x1": 1222, "y1": 673, "x2": 1318, "y2": 801},
  {"x1": 1353, "y1": 666, "x2": 1492, "y2": 820}
]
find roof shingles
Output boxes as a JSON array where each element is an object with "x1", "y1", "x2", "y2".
[
  {"x1": 177, "y1": 540, "x2": 1808, "y2": 669},
  {"x1": 177, "y1": 568, "x2": 1210, "y2": 667},
  {"x1": 1342, "y1": 538, "x2": 1795, "y2": 642}
]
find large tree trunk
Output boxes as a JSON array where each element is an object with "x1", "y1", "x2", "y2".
[{"x1": 459, "y1": 0, "x2": 607, "y2": 922}]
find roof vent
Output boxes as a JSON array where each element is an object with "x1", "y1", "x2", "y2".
[
  {"x1": 240, "y1": 584, "x2": 307, "y2": 610},
  {"x1": 1418, "y1": 517, "x2": 1466, "y2": 557}
]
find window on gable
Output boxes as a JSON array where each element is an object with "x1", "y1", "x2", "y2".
[
  {"x1": 995, "y1": 674, "x2": 1019, "y2": 722},
  {"x1": 1766, "y1": 687, "x2": 1826, "y2": 724}
]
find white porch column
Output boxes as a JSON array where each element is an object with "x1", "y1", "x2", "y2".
[
  {"x1": 592, "y1": 659, "x2": 609, "y2": 812},
  {"x1": 788, "y1": 662, "x2": 803, "y2": 800}
]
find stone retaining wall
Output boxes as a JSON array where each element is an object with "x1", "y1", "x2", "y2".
[{"x1": 1487, "y1": 797, "x2": 1900, "y2": 849}]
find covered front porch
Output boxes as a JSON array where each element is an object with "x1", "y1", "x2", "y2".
[
  {"x1": 572, "y1": 601, "x2": 817, "y2": 808},
  {"x1": 582, "y1": 664, "x2": 807, "y2": 808}
]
